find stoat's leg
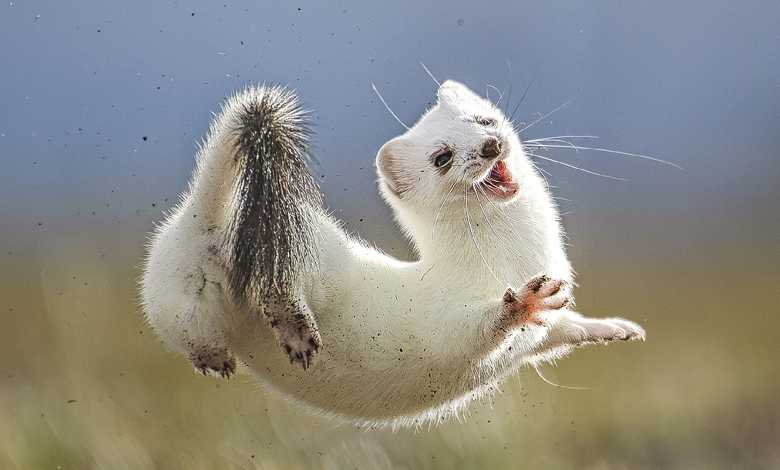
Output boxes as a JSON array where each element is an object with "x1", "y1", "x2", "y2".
[
  {"x1": 188, "y1": 337, "x2": 237, "y2": 378},
  {"x1": 499, "y1": 274, "x2": 645, "y2": 347},
  {"x1": 145, "y1": 258, "x2": 238, "y2": 378},
  {"x1": 484, "y1": 274, "x2": 644, "y2": 361},
  {"x1": 179, "y1": 267, "x2": 238, "y2": 378},
  {"x1": 261, "y1": 293, "x2": 322, "y2": 370},
  {"x1": 496, "y1": 275, "x2": 571, "y2": 331},
  {"x1": 544, "y1": 311, "x2": 646, "y2": 348}
]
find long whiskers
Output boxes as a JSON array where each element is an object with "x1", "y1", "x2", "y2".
[
  {"x1": 531, "y1": 160, "x2": 553, "y2": 193},
  {"x1": 432, "y1": 179, "x2": 459, "y2": 239},
  {"x1": 372, "y1": 84, "x2": 409, "y2": 131},
  {"x1": 477, "y1": 183, "x2": 528, "y2": 240},
  {"x1": 464, "y1": 184, "x2": 503, "y2": 287},
  {"x1": 509, "y1": 64, "x2": 541, "y2": 122},
  {"x1": 420, "y1": 62, "x2": 441, "y2": 87},
  {"x1": 515, "y1": 101, "x2": 573, "y2": 134},
  {"x1": 534, "y1": 364, "x2": 590, "y2": 390},
  {"x1": 473, "y1": 183, "x2": 527, "y2": 262},
  {"x1": 527, "y1": 152, "x2": 628, "y2": 180},
  {"x1": 486, "y1": 84, "x2": 505, "y2": 106},
  {"x1": 525, "y1": 136, "x2": 682, "y2": 169}
]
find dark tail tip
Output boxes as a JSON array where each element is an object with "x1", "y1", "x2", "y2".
[{"x1": 220, "y1": 85, "x2": 322, "y2": 303}]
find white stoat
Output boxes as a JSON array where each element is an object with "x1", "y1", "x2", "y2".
[{"x1": 141, "y1": 80, "x2": 644, "y2": 428}]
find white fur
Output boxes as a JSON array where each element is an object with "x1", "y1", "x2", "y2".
[{"x1": 142, "y1": 80, "x2": 644, "y2": 428}]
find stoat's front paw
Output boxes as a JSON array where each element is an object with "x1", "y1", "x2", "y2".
[
  {"x1": 188, "y1": 342, "x2": 237, "y2": 378},
  {"x1": 500, "y1": 275, "x2": 571, "y2": 329}
]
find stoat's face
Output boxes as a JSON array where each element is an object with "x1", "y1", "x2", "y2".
[{"x1": 377, "y1": 80, "x2": 525, "y2": 217}]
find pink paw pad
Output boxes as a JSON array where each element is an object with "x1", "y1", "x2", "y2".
[{"x1": 500, "y1": 275, "x2": 571, "y2": 328}]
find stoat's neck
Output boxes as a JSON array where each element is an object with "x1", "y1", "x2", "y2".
[{"x1": 398, "y1": 186, "x2": 570, "y2": 295}]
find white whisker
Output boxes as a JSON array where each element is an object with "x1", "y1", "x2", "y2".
[
  {"x1": 534, "y1": 364, "x2": 590, "y2": 390},
  {"x1": 526, "y1": 135, "x2": 599, "y2": 142},
  {"x1": 473, "y1": 184, "x2": 526, "y2": 262},
  {"x1": 515, "y1": 100, "x2": 573, "y2": 134},
  {"x1": 524, "y1": 136, "x2": 598, "y2": 153},
  {"x1": 420, "y1": 62, "x2": 441, "y2": 87},
  {"x1": 433, "y1": 179, "x2": 459, "y2": 239},
  {"x1": 474, "y1": 179, "x2": 519, "y2": 227},
  {"x1": 529, "y1": 153, "x2": 628, "y2": 180},
  {"x1": 530, "y1": 160, "x2": 553, "y2": 191},
  {"x1": 504, "y1": 61, "x2": 513, "y2": 116},
  {"x1": 525, "y1": 141, "x2": 682, "y2": 169},
  {"x1": 465, "y1": 184, "x2": 502, "y2": 286},
  {"x1": 486, "y1": 84, "x2": 506, "y2": 107},
  {"x1": 372, "y1": 84, "x2": 409, "y2": 131},
  {"x1": 509, "y1": 64, "x2": 540, "y2": 122}
]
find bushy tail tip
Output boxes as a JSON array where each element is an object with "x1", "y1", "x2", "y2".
[{"x1": 218, "y1": 85, "x2": 322, "y2": 304}]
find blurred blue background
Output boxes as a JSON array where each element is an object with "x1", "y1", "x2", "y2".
[
  {"x1": 3, "y1": 0, "x2": 777, "y2": 237},
  {"x1": 1, "y1": 1, "x2": 779, "y2": 468}
]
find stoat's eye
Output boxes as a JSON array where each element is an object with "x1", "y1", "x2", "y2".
[
  {"x1": 475, "y1": 116, "x2": 497, "y2": 127},
  {"x1": 433, "y1": 149, "x2": 453, "y2": 169}
]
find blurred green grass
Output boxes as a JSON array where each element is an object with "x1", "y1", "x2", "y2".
[{"x1": 1, "y1": 216, "x2": 778, "y2": 469}]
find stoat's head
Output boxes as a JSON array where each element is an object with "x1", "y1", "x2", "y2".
[{"x1": 377, "y1": 80, "x2": 526, "y2": 222}]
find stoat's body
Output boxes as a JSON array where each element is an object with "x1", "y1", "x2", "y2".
[{"x1": 141, "y1": 81, "x2": 644, "y2": 427}]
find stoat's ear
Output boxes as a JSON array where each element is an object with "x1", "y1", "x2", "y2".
[
  {"x1": 376, "y1": 137, "x2": 410, "y2": 199},
  {"x1": 437, "y1": 80, "x2": 486, "y2": 110},
  {"x1": 437, "y1": 80, "x2": 472, "y2": 103},
  {"x1": 437, "y1": 79, "x2": 468, "y2": 97}
]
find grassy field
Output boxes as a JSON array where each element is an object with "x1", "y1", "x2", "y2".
[{"x1": 1, "y1": 214, "x2": 778, "y2": 469}]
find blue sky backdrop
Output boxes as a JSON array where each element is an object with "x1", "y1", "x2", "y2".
[{"x1": 2, "y1": 0, "x2": 778, "y2": 252}]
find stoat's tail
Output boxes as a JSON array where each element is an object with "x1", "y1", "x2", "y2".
[{"x1": 219, "y1": 85, "x2": 322, "y2": 307}]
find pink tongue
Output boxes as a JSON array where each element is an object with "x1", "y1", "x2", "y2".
[
  {"x1": 485, "y1": 161, "x2": 519, "y2": 197},
  {"x1": 490, "y1": 161, "x2": 512, "y2": 184}
]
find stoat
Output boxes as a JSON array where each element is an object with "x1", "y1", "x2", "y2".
[{"x1": 141, "y1": 80, "x2": 644, "y2": 428}]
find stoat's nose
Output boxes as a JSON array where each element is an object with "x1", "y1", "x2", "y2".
[{"x1": 480, "y1": 138, "x2": 501, "y2": 159}]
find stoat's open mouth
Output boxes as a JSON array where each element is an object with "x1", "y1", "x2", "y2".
[{"x1": 479, "y1": 160, "x2": 519, "y2": 200}]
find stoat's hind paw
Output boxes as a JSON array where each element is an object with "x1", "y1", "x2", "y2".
[
  {"x1": 188, "y1": 342, "x2": 237, "y2": 378},
  {"x1": 500, "y1": 275, "x2": 571, "y2": 328},
  {"x1": 278, "y1": 322, "x2": 321, "y2": 371},
  {"x1": 262, "y1": 294, "x2": 322, "y2": 370}
]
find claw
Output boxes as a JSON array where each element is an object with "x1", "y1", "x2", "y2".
[
  {"x1": 498, "y1": 275, "x2": 572, "y2": 331},
  {"x1": 538, "y1": 278, "x2": 565, "y2": 297},
  {"x1": 189, "y1": 345, "x2": 237, "y2": 379},
  {"x1": 526, "y1": 274, "x2": 550, "y2": 293},
  {"x1": 263, "y1": 293, "x2": 321, "y2": 371}
]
